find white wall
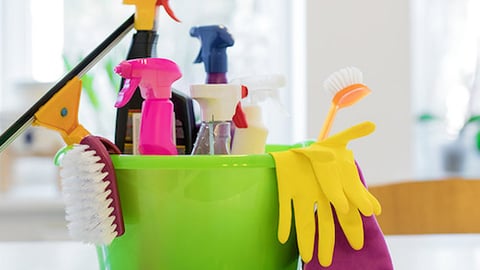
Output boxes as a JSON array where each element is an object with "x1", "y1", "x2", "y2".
[
  {"x1": 1, "y1": 0, "x2": 31, "y2": 112},
  {"x1": 305, "y1": 0, "x2": 413, "y2": 184}
]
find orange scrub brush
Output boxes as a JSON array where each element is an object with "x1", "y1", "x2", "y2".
[{"x1": 318, "y1": 66, "x2": 371, "y2": 140}]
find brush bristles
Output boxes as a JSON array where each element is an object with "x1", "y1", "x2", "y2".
[
  {"x1": 59, "y1": 144, "x2": 118, "y2": 245},
  {"x1": 323, "y1": 66, "x2": 364, "y2": 96}
]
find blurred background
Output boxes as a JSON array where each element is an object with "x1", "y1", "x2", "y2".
[{"x1": 1, "y1": 0, "x2": 480, "y2": 269}]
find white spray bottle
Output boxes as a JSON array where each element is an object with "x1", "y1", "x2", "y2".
[
  {"x1": 190, "y1": 84, "x2": 244, "y2": 154},
  {"x1": 189, "y1": 25, "x2": 247, "y2": 155},
  {"x1": 231, "y1": 75, "x2": 286, "y2": 154}
]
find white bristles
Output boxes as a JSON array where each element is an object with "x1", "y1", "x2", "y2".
[
  {"x1": 323, "y1": 66, "x2": 364, "y2": 95},
  {"x1": 59, "y1": 144, "x2": 117, "y2": 245}
]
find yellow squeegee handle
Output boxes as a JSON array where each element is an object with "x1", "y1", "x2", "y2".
[
  {"x1": 33, "y1": 77, "x2": 90, "y2": 145},
  {"x1": 0, "y1": 14, "x2": 134, "y2": 153},
  {"x1": 124, "y1": 0, "x2": 180, "y2": 30}
]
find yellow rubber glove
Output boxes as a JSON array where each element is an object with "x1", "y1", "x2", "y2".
[
  {"x1": 271, "y1": 121, "x2": 382, "y2": 267},
  {"x1": 293, "y1": 121, "x2": 381, "y2": 257},
  {"x1": 270, "y1": 149, "x2": 334, "y2": 264}
]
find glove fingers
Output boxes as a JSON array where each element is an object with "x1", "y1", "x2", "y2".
[
  {"x1": 313, "y1": 162, "x2": 349, "y2": 213},
  {"x1": 342, "y1": 162, "x2": 375, "y2": 216},
  {"x1": 316, "y1": 195, "x2": 335, "y2": 267},
  {"x1": 293, "y1": 199, "x2": 316, "y2": 263},
  {"x1": 336, "y1": 204, "x2": 364, "y2": 250},
  {"x1": 272, "y1": 151, "x2": 318, "y2": 263},
  {"x1": 323, "y1": 121, "x2": 375, "y2": 146},
  {"x1": 354, "y1": 161, "x2": 382, "y2": 215},
  {"x1": 277, "y1": 196, "x2": 293, "y2": 243},
  {"x1": 292, "y1": 149, "x2": 349, "y2": 213},
  {"x1": 271, "y1": 152, "x2": 295, "y2": 243},
  {"x1": 365, "y1": 189, "x2": 382, "y2": 215}
]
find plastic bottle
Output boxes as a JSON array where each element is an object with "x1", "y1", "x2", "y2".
[
  {"x1": 114, "y1": 58, "x2": 181, "y2": 155},
  {"x1": 190, "y1": 25, "x2": 233, "y2": 84},
  {"x1": 193, "y1": 121, "x2": 232, "y2": 155},
  {"x1": 190, "y1": 84, "x2": 242, "y2": 155},
  {"x1": 189, "y1": 25, "x2": 247, "y2": 155},
  {"x1": 115, "y1": 1, "x2": 197, "y2": 155},
  {"x1": 231, "y1": 75, "x2": 286, "y2": 154}
]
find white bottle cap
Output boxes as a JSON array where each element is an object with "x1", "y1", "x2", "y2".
[{"x1": 190, "y1": 84, "x2": 242, "y2": 121}]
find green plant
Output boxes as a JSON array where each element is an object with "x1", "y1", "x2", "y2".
[
  {"x1": 63, "y1": 54, "x2": 123, "y2": 111},
  {"x1": 418, "y1": 112, "x2": 480, "y2": 152},
  {"x1": 63, "y1": 55, "x2": 101, "y2": 110},
  {"x1": 103, "y1": 57, "x2": 121, "y2": 93}
]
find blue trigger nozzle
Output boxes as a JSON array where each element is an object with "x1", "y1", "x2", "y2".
[{"x1": 190, "y1": 25, "x2": 234, "y2": 74}]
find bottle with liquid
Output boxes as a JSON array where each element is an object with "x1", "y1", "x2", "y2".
[
  {"x1": 192, "y1": 121, "x2": 231, "y2": 155},
  {"x1": 115, "y1": 1, "x2": 197, "y2": 154},
  {"x1": 114, "y1": 58, "x2": 182, "y2": 155},
  {"x1": 231, "y1": 74, "x2": 286, "y2": 154},
  {"x1": 190, "y1": 84, "x2": 243, "y2": 155},
  {"x1": 189, "y1": 25, "x2": 249, "y2": 155}
]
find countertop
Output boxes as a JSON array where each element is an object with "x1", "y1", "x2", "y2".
[
  {"x1": 1, "y1": 177, "x2": 480, "y2": 269},
  {"x1": 1, "y1": 235, "x2": 480, "y2": 269},
  {"x1": 0, "y1": 242, "x2": 98, "y2": 269}
]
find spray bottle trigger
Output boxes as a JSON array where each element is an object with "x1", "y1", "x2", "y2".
[
  {"x1": 157, "y1": 0, "x2": 181, "y2": 22},
  {"x1": 233, "y1": 103, "x2": 248, "y2": 128},
  {"x1": 194, "y1": 50, "x2": 203, "y2": 64},
  {"x1": 232, "y1": 85, "x2": 249, "y2": 128},
  {"x1": 115, "y1": 78, "x2": 141, "y2": 108},
  {"x1": 241, "y1": 85, "x2": 248, "y2": 98}
]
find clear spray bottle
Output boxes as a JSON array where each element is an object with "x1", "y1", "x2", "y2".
[
  {"x1": 190, "y1": 84, "x2": 244, "y2": 154},
  {"x1": 230, "y1": 74, "x2": 286, "y2": 154}
]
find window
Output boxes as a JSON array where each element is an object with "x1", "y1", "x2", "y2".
[
  {"x1": 1, "y1": 0, "x2": 298, "y2": 143},
  {"x1": 413, "y1": 0, "x2": 480, "y2": 178},
  {"x1": 30, "y1": 0, "x2": 64, "y2": 82}
]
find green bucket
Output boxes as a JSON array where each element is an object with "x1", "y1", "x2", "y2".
[{"x1": 96, "y1": 145, "x2": 303, "y2": 270}]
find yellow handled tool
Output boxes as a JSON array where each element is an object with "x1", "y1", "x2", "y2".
[
  {"x1": 0, "y1": 15, "x2": 134, "y2": 153},
  {"x1": 33, "y1": 77, "x2": 89, "y2": 144}
]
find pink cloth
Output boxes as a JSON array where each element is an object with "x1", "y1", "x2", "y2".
[{"x1": 304, "y1": 163, "x2": 394, "y2": 270}]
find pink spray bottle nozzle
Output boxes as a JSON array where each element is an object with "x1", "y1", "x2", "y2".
[{"x1": 114, "y1": 58, "x2": 182, "y2": 108}]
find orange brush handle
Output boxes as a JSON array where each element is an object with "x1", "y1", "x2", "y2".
[
  {"x1": 318, "y1": 104, "x2": 338, "y2": 141},
  {"x1": 319, "y1": 83, "x2": 371, "y2": 141}
]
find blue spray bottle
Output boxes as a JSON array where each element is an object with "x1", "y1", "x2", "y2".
[
  {"x1": 190, "y1": 25, "x2": 233, "y2": 84},
  {"x1": 189, "y1": 25, "x2": 248, "y2": 155}
]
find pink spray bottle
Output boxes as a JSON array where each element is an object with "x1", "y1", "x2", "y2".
[{"x1": 114, "y1": 58, "x2": 181, "y2": 155}]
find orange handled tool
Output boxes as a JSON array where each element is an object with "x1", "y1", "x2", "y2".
[{"x1": 318, "y1": 67, "x2": 371, "y2": 141}]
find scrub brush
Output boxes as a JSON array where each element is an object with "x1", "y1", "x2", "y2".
[
  {"x1": 59, "y1": 135, "x2": 123, "y2": 244},
  {"x1": 36, "y1": 77, "x2": 124, "y2": 245},
  {"x1": 0, "y1": 16, "x2": 134, "y2": 244},
  {"x1": 318, "y1": 67, "x2": 371, "y2": 140}
]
